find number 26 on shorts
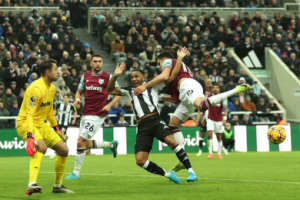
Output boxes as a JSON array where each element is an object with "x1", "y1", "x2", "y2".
[{"x1": 85, "y1": 122, "x2": 94, "y2": 132}]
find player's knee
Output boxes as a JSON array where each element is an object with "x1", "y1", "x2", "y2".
[
  {"x1": 57, "y1": 145, "x2": 69, "y2": 157},
  {"x1": 37, "y1": 145, "x2": 47, "y2": 154},
  {"x1": 135, "y1": 156, "x2": 147, "y2": 167},
  {"x1": 164, "y1": 135, "x2": 177, "y2": 149}
]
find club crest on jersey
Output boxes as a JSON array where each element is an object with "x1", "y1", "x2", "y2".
[
  {"x1": 99, "y1": 79, "x2": 104, "y2": 84},
  {"x1": 30, "y1": 96, "x2": 35, "y2": 102}
]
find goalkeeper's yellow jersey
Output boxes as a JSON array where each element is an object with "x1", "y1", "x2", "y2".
[{"x1": 17, "y1": 78, "x2": 58, "y2": 132}]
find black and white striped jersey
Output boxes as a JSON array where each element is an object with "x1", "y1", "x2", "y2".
[
  {"x1": 121, "y1": 83, "x2": 164, "y2": 120},
  {"x1": 55, "y1": 103, "x2": 76, "y2": 127}
]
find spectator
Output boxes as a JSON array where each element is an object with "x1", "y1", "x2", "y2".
[
  {"x1": 240, "y1": 114, "x2": 253, "y2": 125},
  {"x1": 258, "y1": 89, "x2": 268, "y2": 102},
  {"x1": 57, "y1": 79, "x2": 71, "y2": 96},
  {"x1": 10, "y1": 81, "x2": 19, "y2": 96},
  {"x1": 233, "y1": 98, "x2": 243, "y2": 111},
  {"x1": 80, "y1": 43, "x2": 94, "y2": 61},
  {"x1": 122, "y1": 99, "x2": 133, "y2": 122},
  {"x1": 248, "y1": 89, "x2": 258, "y2": 105},
  {"x1": 230, "y1": 12, "x2": 241, "y2": 30},
  {"x1": 4, "y1": 63, "x2": 18, "y2": 87},
  {"x1": 9, "y1": 100, "x2": 19, "y2": 127},
  {"x1": 222, "y1": 123, "x2": 235, "y2": 151},
  {"x1": 0, "y1": 102, "x2": 9, "y2": 128},
  {"x1": 182, "y1": 117, "x2": 197, "y2": 127},
  {"x1": 2, "y1": 87, "x2": 17, "y2": 109},
  {"x1": 124, "y1": 35, "x2": 136, "y2": 55},
  {"x1": 103, "y1": 114, "x2": 113, "y2": 127},
  {"x1": 111, "y1": 35, "x2": 126, "y2": 64},
  {"x1": 230, "y1": 115, "x2": 241, "y2": 125},
  {"x1": 160, "y1": 101, "x2": 176, "y2": 125},
  {"x1": 276, "y1": 116, "x2": 286, "y2": 125},
  {"x1": 249, "y1": 79, "x2": 260, "y2": 94},
  {"x1": 115, "y1": 115, "x2": 129, "y2": 127},
  {"x1": 109, "y1": 102, "x2": 126, "y2": 124},
  {"x1": 256, "y1": 98, "x2": 271, "y2": 122},
  {"x1": 140, "y1": 45, "x2": 156, "y2": 65}
]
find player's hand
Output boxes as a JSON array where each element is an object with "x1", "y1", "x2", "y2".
[
  {"x1": 134, "y1": 84, "x2": 146, "y2": 96},
  {"x1": 177, "y1": 47, "x2": 189, "y2": 59},
  {"x1": 74, "y1": 98, "x2": 81, "y2": 107},
  {"x1": 71, "y1": 120, "x2": 76, "y2": 125},
  {"x1": 101, "y1": 104, "x2": 111, "y2": 112},
  {"x1": 26, "y1": 132, "x2": 36, "y2": 156},
  {"x1": 114, "y1": 63, "x2": 126, "y2": 77},
  {"x1": 53, "y1": 125, "x2": 68, "y2": 142}
]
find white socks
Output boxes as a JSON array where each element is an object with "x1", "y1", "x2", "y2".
[
  {"x1": 93, "y1": 141, "x2": 112, "y2": 148},
  {"x1": 173, "y1": 132, "x2": 185, "y2": 149},
  {"x1": 218, "y1": 141, "x2": 223, "y2": 155},
  {"x1": 73, "y1": 152, "x2": 86, "y2": 176},
  {"x1": 208, "y1": 138, "x2": 213, "y2": 153},
  {"x1": 28, "y1": 182, "x2": 36, "y2": 186},
  {"x1": 209, "y1": 89, "x2": 236, "y2": 105}
]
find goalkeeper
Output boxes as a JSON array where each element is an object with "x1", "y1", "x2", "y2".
[{"x1": 16, "y1": 59, "x2": 73, "y2": 195}]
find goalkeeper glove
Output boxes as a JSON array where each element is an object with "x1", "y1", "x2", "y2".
[
  {"x1": 26, "y1": 132, "x2": 36, "y2": 156},
  {"x1": 53, "y1": 125, "x2": 68, "y2": 142}
]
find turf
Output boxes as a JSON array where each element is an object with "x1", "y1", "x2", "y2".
[{"x1": 1, "y1": 152, "x2": 300, "y2": 200}]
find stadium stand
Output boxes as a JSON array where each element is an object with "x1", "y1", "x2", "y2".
[{"x1": 0, "y1": 0, "x2": 295, "y2": 128}]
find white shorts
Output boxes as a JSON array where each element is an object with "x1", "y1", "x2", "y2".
[
  {"x1": 207, "y1": 119, "x2": 223, "y2": 133},
  {"x1": 173, "y1": 78, "x2": 205, "y2": 122},
  {"x1": 79, "y1": 115, "x2": 105, "y2": 140}
]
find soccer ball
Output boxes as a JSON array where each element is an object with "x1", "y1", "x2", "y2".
[{"x1": 267, "y1": 125, "x2": 286, "y2": 144}]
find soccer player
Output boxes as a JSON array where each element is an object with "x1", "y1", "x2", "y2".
[
  {"x1": 50, "y1": 94, "x2": 77, "y2": 159},
  {"x1": 107, "y1": 49, "x2": 197, "y2": 184},
  {"x1": 203, "y1": 83, "x2": 228, "y2": 159},
  {"x1": 16, "y1": 59, "x2": 73, "y2": 195},
  {"x1": 54, "y1": 94, "x2": 77, "y2": 133},
  {"x1": 65, "y1": 54, "x2": 120, "y2": 179},
  {"x1": 134, "y1": 50, "x2": 251, "y2": 171},
  {"x1": 196, "y1": 109, "x2": 207, "y2": 156}
]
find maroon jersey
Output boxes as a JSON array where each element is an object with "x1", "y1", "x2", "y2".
[
  {"x1": 162, "y1": 59, "x2": 194, "y2": 102},
  {"x1": 78, "y1": 71, "x2": 110, "y2": 116},
  {"x1": 207, "y1": 94, "x2": 223, "y2": 121}
]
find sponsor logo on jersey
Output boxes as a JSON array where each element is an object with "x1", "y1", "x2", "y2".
[
  {"x1": 41, "y1": 101, "x2": 51, "y2": 107},
  {"x1": 85, "y1": 85, "x2": 103, "y2": 92},
  {"x1": 30, "y1": 96, "x2": 35, "y2": 102},
  {"x1": 99, "y1": 79, "x2": 104, "y2": 84}
]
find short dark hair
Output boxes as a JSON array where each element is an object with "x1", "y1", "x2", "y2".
[
  {"x1": 212, "y1": 82, "x2": 219, "y2": 87},
  {"x1": 157, "y1": 51, "x2": 174, "y2": 60},
  {"x1": 91, "y1": 53, "x2": 102, "y2": 60},
  {"x1": 132, "y1": 69, "x2": 144, "y2": 75},
  {"x1": 39, "y1": 59, "x2": 57, "y2": 76}
]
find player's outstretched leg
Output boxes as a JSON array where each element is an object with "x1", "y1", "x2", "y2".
[
  {"x1": 92, "y1": 140, "x2": 119, "y2": 158},
  {"x1": 136, "y1": 152, "x2": 181, "y2": 184},
  {"x1": 164, "y1": 135, "x2": 197, "y2": 182},
  {"x1": 198, "y1": 84, "x2": 252, "y2": 112}
]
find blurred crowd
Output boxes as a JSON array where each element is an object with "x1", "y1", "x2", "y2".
[{"x1": 0, "y1": 0, "x2": 291, "y2": 128}]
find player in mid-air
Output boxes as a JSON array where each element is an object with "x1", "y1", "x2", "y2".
[
  {"x1": 107, "y1": 48, "x2": 197, "y2": 184},
  {"x1": 134, "y1": 51, "x2": 251, "y2": 171},
  {"x1": 16, "y1": 59, "x2": 73, "y2": 195},
  {"x1": 65, "y1": 54, "x2": 120, "y2": 179},
  {"x1": 202, "y1": 83, "x2": 228, "y2": 159}
]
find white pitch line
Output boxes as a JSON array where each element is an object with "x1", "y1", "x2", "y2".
[{"x1": 23, "y1": 171, "x2": 300, "y2": 185}]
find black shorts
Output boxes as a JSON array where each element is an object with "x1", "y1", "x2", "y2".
[{"x1": 135, "y1": 114, "x2": 172, "y2": 154}]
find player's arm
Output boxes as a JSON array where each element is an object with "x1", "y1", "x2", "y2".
[
  {"x1": 101, "y1": 95, "x2": 121, "y2": 112},
  {"x1": 74, "y1": 74, "x2": 85, "y2": 106},
  {"x1": 107, "y1": 63, "x2": 126, "y2": 96},
  {"x1": 160, "y1": 95, "x2": 176, "y2": 103},
  {"x1": 71, "y1": 106, "x2": 77, "y2": 125},
  {"x1": 164, "y1": 47, "x2": 189, "y2": 85}
]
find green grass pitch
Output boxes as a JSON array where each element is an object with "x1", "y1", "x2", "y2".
[{"x1": 1, "y1": 152, "x2": 299, "y2": 200}]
